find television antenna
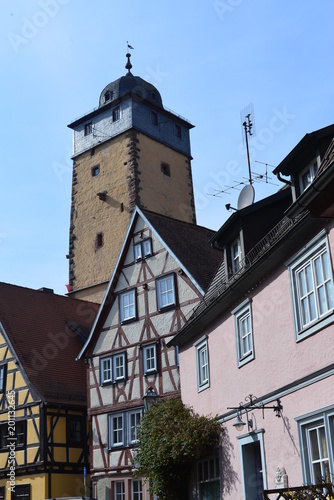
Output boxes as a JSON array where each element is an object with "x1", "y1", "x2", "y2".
[{"x1": 240, "y1": 103, "x2": 255, "y2": 184}]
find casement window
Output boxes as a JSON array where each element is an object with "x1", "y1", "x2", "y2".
[
  {"x1": 129, "y1": 409, "x2": 142, "y2": 444},
  {"x1": 231, "y1": 237, "x2": 242, "y2": 274},
  {"x1": 156, "y1": 274, "x2": 177, "y2": 311},
  {"x1": 0, "y1": 364, "x2": 7, "y2": 393},
  {"x1": 100, "y1": 352, "x2": 126, "y2": 385},
  {"x1": 119, "y1": 289, "x2": 137, "y2": 323},
  {"x1": 113, "y1": 107, "x2": 120, "y2": 122},
  {"x1": 296, "y1": 406, "x2": 334, "y2": 485},
  {"x1": 150, "y1": 111, "x2": 158, "y2": 126},
  {"x1": 67, "y1": 415, "x2": 84, "y2": 447},
  {"x1": 132, "y1": 479, "x2": 143, "y2": 500},
  {"x1": 12, "y1": 485, "x2": 31, "y2": 499},
  {"x1": 142, "y1": 344, "x2": 157, "y2": 375},
  {"x1": 197, "y1": 456, "x2": 221, "y2": 499},
  {"x1": 287, "y1": 231, "x2": 334, "y2": 341},
  {"x1": 0, "y1": 421, "x2": 27, "y2": 451},
  {"x1": 195, "y1": 337, "x2": 210, "y2": 392},
  {"x1": 299, "y1": 158, "x2": 319, "y2": 194},
  {"x1": 232, "y1": 299, "x2": 254, "y2": 367},
  {"x1": 133, "y1": 238, "x2": 152, "y2": 261},
  {"x1": 115, "y1": 481, "x2": 125, "y2": 500},
  {"x1": 109, "y1": 409, "x2": 143, "y2": 448},
  {"x1": 84, "y1": 122, "x2": 92, "y2": 135}
]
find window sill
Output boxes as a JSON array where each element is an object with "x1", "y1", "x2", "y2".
[
  {"x1": 296, "y1": 310, "x2": 334, "y2": 342},
  {"x1": 238, "y1": 351, "x2": 254, "y2": 368}
]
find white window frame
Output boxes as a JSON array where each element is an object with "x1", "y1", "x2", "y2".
[
  {"x1": 100, "y1": 352, "x2": 126, "y2": 385},
  {"x1": 232, "y1": 299, "x2": 255, "y2": 367},
  {"x1": 109, "y1": 408, "x2": 144, "y2": 449},
  {"x1": 296, "y1": 405, "x2": 334, "y2": 485},
  {"x1": 133, "y1": 238, "x2": 152, "y2": 261},
  {"x1": 128, "y1": 409, "x2": 143, "y2": 445},
  {"x1": 156, "y1": 273, "x2": 177, "y2": 311},
  {"x1": 119, "y1": 289, "x2": 137, "y2": 323},
  {"x1": 286, "y1": 231, "x2": 334, "y2": 341},
  {"x1": 109, "y1": 413, "x2": 124, "y2": 448},
  {"x1": 132, "y1": 479, "x2": 143, "y2": 500},
  {"x1": 194, "y1": 336, "x2": 210, "y2": 392},
  {"x1": 115, "y1": 480, "x2": 125, "y2": 500},
  {"x1": 231, "y1": 237, "x2": 242, "y2": 274},
  {"x1": 299, "y1": 157, "x2": 319, "y2": 194},
  {"x1": 142, "y1": 344, "x2": 157, "y2": 375}
]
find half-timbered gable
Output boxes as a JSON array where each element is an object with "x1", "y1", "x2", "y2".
[
  {"x1": 78, "y1": 207, "x2": 222, "y2": 499},
  {"x1": 0, "y1": 283, "x2": 98, "y2": 499}
]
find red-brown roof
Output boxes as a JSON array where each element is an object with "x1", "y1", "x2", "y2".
[
  {"x1": 142, "y1": 209, "x2": 222, "y2": 292},
  {"x1": 0, "y1": 282, "x2": 99, "y2": 406}
]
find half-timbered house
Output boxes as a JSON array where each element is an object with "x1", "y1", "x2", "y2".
[
  {"x1": 77, "y1": 206, "x2": 222, "y2": 500},
  {"x1": 0, "y1": 283, "x2": 98, "y2": 499}
]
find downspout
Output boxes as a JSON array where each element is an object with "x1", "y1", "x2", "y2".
[{"x1": 275, "y1": 171, "x2": 292, "y2": 186}]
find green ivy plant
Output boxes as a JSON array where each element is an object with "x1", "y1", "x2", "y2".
[{"x1": 134, "y1": 397, "x2": 224, "y2": 500}]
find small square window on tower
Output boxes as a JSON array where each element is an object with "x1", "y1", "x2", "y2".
[
  {"x1": 84, "y1": 122, "x2": 92, "y2": 136},
  {"x1": 151, "y1": 111, "x2": 158, "y2": 126},
  {"x1": 96, "y1": 232, "x2": 104, "y2": 249},
  {"x1": 161, "y1": 163, "x2": 170, "y2": 177},
  {"x1": 91, "y1": 165, "x2": 100, "y2": 177}
]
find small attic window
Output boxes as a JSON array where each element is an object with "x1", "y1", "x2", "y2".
[
  {"x1": 84, "y1": 122, "x2": 92, "y2": 136},
  {"x1": 113, "y1": 107, "x2": 120, "y2": 122},
  {"x1": 151, "y1": 91, "x2": 157, "y2": 101},
  {"x1": 175, "y1": 124, "x2": 182, "y2": 138},
  {"x1": 104, "y1": 91, "x2": 112, "y2": 103}
]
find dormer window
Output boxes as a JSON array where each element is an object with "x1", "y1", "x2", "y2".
[
  {"x1": 104, "y1": 90, "x2": 112, "y2": 103},
  {"x1": 231, "y1": 237, "x2": 242, "y2": 274},
  {"x1": 299, "y1": 158, "x2": 319, "y2": 194}
]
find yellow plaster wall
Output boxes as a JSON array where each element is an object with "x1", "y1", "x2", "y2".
[
  {"x1": 70, "y1": 134, "x2": 133, "y2": 298},
  {"x1": 137, "y1": 132, "x2": 195, "y2": 223},
  {"x1": 0, "y1": 474, "x2": 47, "y2": 500}
]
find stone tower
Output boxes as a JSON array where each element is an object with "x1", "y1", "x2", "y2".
[{"x1": 67, "y1": 54, "x2": 196, "y2": 302}]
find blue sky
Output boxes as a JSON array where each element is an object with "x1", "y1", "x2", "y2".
[{"x1": 1, "y1": 0, "x2": 333, "y2": 295}]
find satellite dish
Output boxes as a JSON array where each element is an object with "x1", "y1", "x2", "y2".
[{"x1": 237, "y1": 184, "x2": 255, "y2": 210}]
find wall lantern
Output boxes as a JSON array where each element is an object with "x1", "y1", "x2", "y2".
[
  {"x1": 143, "y1": 387, "x2": 159, "y2": 412},
  {"x1": 228, "y1": 394, "x2": 283, "y2": 432}
]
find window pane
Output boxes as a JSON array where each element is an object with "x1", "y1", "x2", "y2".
[
  {"x1": 159, "y1": 276, "x2": 175, "y2": 308},
  {"x1": 113, "y1": 415, "x2": 123, "y2": 445},
  {"x1": 115, "y1": 481, "x2": 125, "y2": 499},
  {"x1": 130, "y1": 412, "x2": 141, "y2": 443},
  {"x1": 114, "y1": 354, "x2": 124, "y2": 380},
  {"x1": 103, "y1": 358, "x2": 111, "y2": 382},
  {"x1": 120, "y1": 290, "x2": 136, "y2": 321},
  {"x1": 132, "y1": 479, "x2": 143, "y2": 500},
  {"x1": 145, "y1": 345, "x2": 156, "y2": 372}
]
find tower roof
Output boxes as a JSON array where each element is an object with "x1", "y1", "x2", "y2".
[{"x1": 99, "y1": 53, "x2": 163, "y2": 108}]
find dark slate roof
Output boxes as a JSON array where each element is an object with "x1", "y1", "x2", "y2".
[
  {"x1": 273, "y1": 124, "x2": 334, "y2": 176},
  {"x1": 0, "y1": 282, "x2": 99, "y2": 406},
  {"x1": 142, "y1": 209, "x2": 222, "y2": 292},
  {"x1": 99, "y1": 72, "x2": 163, "y2": 108}
]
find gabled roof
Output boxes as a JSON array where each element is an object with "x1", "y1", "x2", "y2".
[
  {"x1": 0, "y1": 282, "x2": 99, "y2": 406},
  {"x1": 77, "y1": 207, "x2": 222, "y2": 359},
  {"x1": 273, "y1": 124, "x2": 334, "y2": 176}
]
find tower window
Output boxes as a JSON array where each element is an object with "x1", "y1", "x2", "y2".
[
  {"x1": 175, "y1": 124, "x2": 182, "y2": 138},
  {"x1": 84, "y1": 122, "x2": 92, "y2": 136},
  {"x1": 104, "y1": 90, "x2": 113, "y2": 103},
  {"x1": 113, "y1": 107, "x2": 120, "y2": 122},
  {"x1": 151, "y1": 91, "x2": 157, "y2": 101},
  {"x1": 91, "y1": 148, "x2": 95, "y2": 156},
  {"x1": 151, "y1": 111, "x2": 158, "y2": 126},
  {"x1": 96, "y1": 233, "x2": 104, "y2": 249},
  {"x1": 91, "y1": 165, "x2": 100, "y2": 177},
  {"x1": 161, "y1": 163, "x2": 170, "y2": 177}
]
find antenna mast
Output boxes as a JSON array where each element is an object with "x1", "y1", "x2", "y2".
[
  {"x1": 240, "y1": 103, "x2": 255, "y2": 184},
  {"x1": 243, "y1": 113, "x2": 253, "y2": 184}
]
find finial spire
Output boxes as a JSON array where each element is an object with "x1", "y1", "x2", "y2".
[{"x1": 125, "y1": 52, "x2": 133, "y2": 75}]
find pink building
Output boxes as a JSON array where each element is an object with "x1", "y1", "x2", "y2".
[{"x1": 170, "y1": 125, "x2": 334, "y2": 499}]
